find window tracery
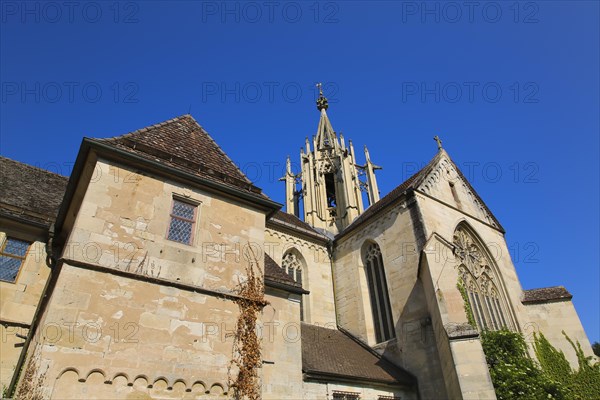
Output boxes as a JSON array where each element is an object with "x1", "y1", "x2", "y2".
[
  {"x1": 363, "y1": 242, "x2": 395, "y2": 343},
  {"x1": 453, "y1": 227, "x2": 510, "y2": 331},
  {"x1": 282, "y1": 251, "x2": 303, "y2": 285}
]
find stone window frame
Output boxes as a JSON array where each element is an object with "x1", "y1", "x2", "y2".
[
  {"x1": 281, "y1": 248, "x2": 307, "y2": 321},
  {"x1": 0, "y1": 236, "x2": 31, "y2": 283},
  {"x1": 363, "y1": 241, "x2": 396, "y2": 343},
  {"x1": 332, "y1": 390, "x2": 360, "y2": 400},
  {"x1": 281, "y1": 250, "x2": 303, "y2": 286},
  {"x1": 166, "y1": 197, "x2": 199, "y2": 246},
  {"x1": 453, "y1": 225, "x2": 513, "y2": 331}
]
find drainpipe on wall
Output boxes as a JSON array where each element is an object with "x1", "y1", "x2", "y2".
[
  {"x1": 326, "y1": 239, "x2": 340, "y2": 327},
  {"x1": 7, "y1": 223, "x2": 60, "y2": 397}
]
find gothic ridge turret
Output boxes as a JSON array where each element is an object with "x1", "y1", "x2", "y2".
[{"x1": 283, "y1": 83, "x2": 381, "y2": 235}]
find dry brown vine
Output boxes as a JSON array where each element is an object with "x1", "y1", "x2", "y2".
[
  {"x1": 14, "y1": 345, "x2": 46, "y2": 400},
  {"x1": 227, "y1": 247, "x2": 268, "y2": 400}
]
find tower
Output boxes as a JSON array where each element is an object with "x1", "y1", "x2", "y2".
[{"x1": 284, "y1": 84, "x2": 382, "y2": 235}]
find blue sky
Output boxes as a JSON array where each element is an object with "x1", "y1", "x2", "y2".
[{"x1": 1, "y1": 1, "x2": 599, "y2": 343}]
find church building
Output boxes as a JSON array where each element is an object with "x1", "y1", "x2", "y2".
[{"x1": 0, "y1": 89, "x2": 594, "y2": 399}]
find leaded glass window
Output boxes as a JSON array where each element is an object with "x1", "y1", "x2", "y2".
[
  {"x1": 364, "y1": 242, "x2": 395, "y2": 343},
  {"x1": 0, "y1": 237, "x2": 30, "y2": 283},
  {"x1": 454, "y1": 227, "x2": 511, "y2": 331},
  {"x1": 167, "y1": 199, "x2": 197, "y2": 245},
  {"x1": 332, "y1": 391, "x2": 360, "y2": 400}
]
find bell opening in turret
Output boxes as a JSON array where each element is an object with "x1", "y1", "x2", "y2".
[{"x1": 325, "y1": 173, "x2": 337, "y2": 209}]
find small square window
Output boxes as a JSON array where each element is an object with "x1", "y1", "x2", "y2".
[
  {"x1": 167, "y1": 199, "x2": 197, "y2": 245},
  {"x1": 0, "y1": 237, "x2": 31, "y2": 283},
  {"x1": 332, "y1": 391, "x2": 360, "y2": 400}
]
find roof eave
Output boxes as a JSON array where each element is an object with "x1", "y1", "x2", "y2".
[
  {"x1": 55, "y1": 138, "x2": 282, "y2": 236},
  {"x1": 266, "y1": 219, "x2": 330, "y2": 244},
  {"x1": 265, "y1": 279, "x2": 309, "y2": 295},
  {"x1": 302, "y1": 370, "x2": 415, "y2": 388}
]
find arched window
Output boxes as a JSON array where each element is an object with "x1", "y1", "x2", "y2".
[
  {"x1": 282, "y1": 251, "x2": 303, "y2": 285},
  {"x1": 363, "y1": 242, "x2": 395, "y2": 343},
  {"x1": 282, "y1": 249, "x2": 305, "y2": 321},
  {"x1": 453, "y1": 227, "x2": 511, "y2": 331}
]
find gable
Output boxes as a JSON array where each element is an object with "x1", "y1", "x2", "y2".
[
  {"x1": 337, "y1": 149, "x2": 502, "y2": 240},
  {"x1": 414, "y1": 151, "x2": 502, "y2": 230},
  {"x1": 94, "y1": 114, "x2": 265, "y2": 196}
]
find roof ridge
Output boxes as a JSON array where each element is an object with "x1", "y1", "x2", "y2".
[
  {"x1": 98, "y1": 114, "x2": 253, "y2": 186},
  {"x1": 98, "y1": 114, "x2": 191, "y2": 141},
  {"x1": 269, "y1": 211, "x2": 329, "y2": 239},
  {"x1": 193, "y1": 120, "x2": 253, "y2": 185},
  {"x1": 524, "y1": 285, "x2": 568, "y2": 291},
  {"x1": 337, "y1": 325, "x2": 390, "y2": 361},
  {"x1": 337, "y1": 152, "x2": 440, "y2": 237},
  {"x1": 0, "y1": 156, "x2": 70, "y2": 179}
]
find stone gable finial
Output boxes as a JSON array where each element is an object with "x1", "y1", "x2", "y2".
[{"x1": 434, "y1": 135, "x2": 443, "y2": 151}]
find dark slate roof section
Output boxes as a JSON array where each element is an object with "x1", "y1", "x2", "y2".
[
  {"x1": 522, "y1": 286, "x2": 573, "y2": 304},
  {"x1": 94, "y1": 114, "x2": 267, "y2": 197},
  {"x1": 302, "y1": 323, "x2": 416, "y2": 387},
  {"x1": 337, "y1": 149, "x2": 503, "y2": 240},
  {"x1": 0, "y1": 157, "x2": 68, "y2": 227},
  {"x1": 267, "y1": 211, "x2": 329, "y2": 242},
  {"x1": 264, "y1": 253, "x2": 308, "y2": 294},
  {"x1": 336, "y1": 151, "x2": 442, "y2": 240}
]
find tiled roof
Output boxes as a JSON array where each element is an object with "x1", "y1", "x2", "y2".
[
  {"x1": 94, "y1": 114, "x2": 266, "y2": 196},
  {"x1": 302, "y1": 323, "x2": 415, "y2": 386},
  {"x1": 337, "y1": 151, "x2": 442, "y2": 239},
  {"x1": 264, "y1": 252, "x2": 305, "y2": 291},
  {"x1": 267, "y1": 211, "x2": 329, "y2": 242},
  {"x1": 0, "y1": 157, "x2": 68, "y2": 227},
  {"x1": 522, "y1": 286, "x2": 573, "y2": 304}
]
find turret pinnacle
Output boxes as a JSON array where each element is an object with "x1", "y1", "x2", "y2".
[
  {"x1": 316, "y1": 82, "x2": 328, "y2": 111},
  {"x1": 315, "y1": 83, "x2": 337, "y2": 149}
]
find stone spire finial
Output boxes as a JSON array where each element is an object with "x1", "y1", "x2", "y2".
[
  {"x1": 316, "y1": 82, "x2": 328, "y2": 111},
  {"x1": 434, "y1": 135, "x2": 443, "y2": 151}
]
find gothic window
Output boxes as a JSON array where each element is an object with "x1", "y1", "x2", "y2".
[
  {"x1": 0, "y1": 236, "x2": 31, "y2": 283},
  {"x1": 363, "y1": 242, "x2": 395, "y2": 343},
  {"x1": 167, "y1": 199, "x2": 197, "y2": 245},
  {"x1": 453, "y1": 227, "x2": 511, "y2": 331},
  {"x1": 282, "y1": 250, "x2": 305, "y2": 321},
  {"x1": 282, "y1": 251, "x2": 303, "y2": 285}
]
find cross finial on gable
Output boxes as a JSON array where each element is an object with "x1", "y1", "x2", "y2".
[{"x1": 434, "y1": 135, "x2": 443, "y2": 151}]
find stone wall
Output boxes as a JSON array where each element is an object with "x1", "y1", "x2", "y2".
[
  {"x1": 333, "y1": 199, "x2": 448, "y2": 399},
  {"x1": 264, "y1": 226, "x2": 335, "y2": 325},
  {"x1": 0, "y1": 231, "x2": 51, "y2": 389},
  {"x1": 525, "y1": 299, "x2": 595, "y2": 367},
  {"x1": 262, "y1": 287, "x2": 303, "y2": 399},
  {"x1": 30, "y1": 264, "x2": 236, "y2": 398},
  {"x1": 415, "y1": 188, "x2": 594, "y2": 370},
  {"x1": 18, "y1": 156, "x2": 270, "y2": 398},
  {"x1": 302, "y1": 380, "x2": 416, "y2": 400}
]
